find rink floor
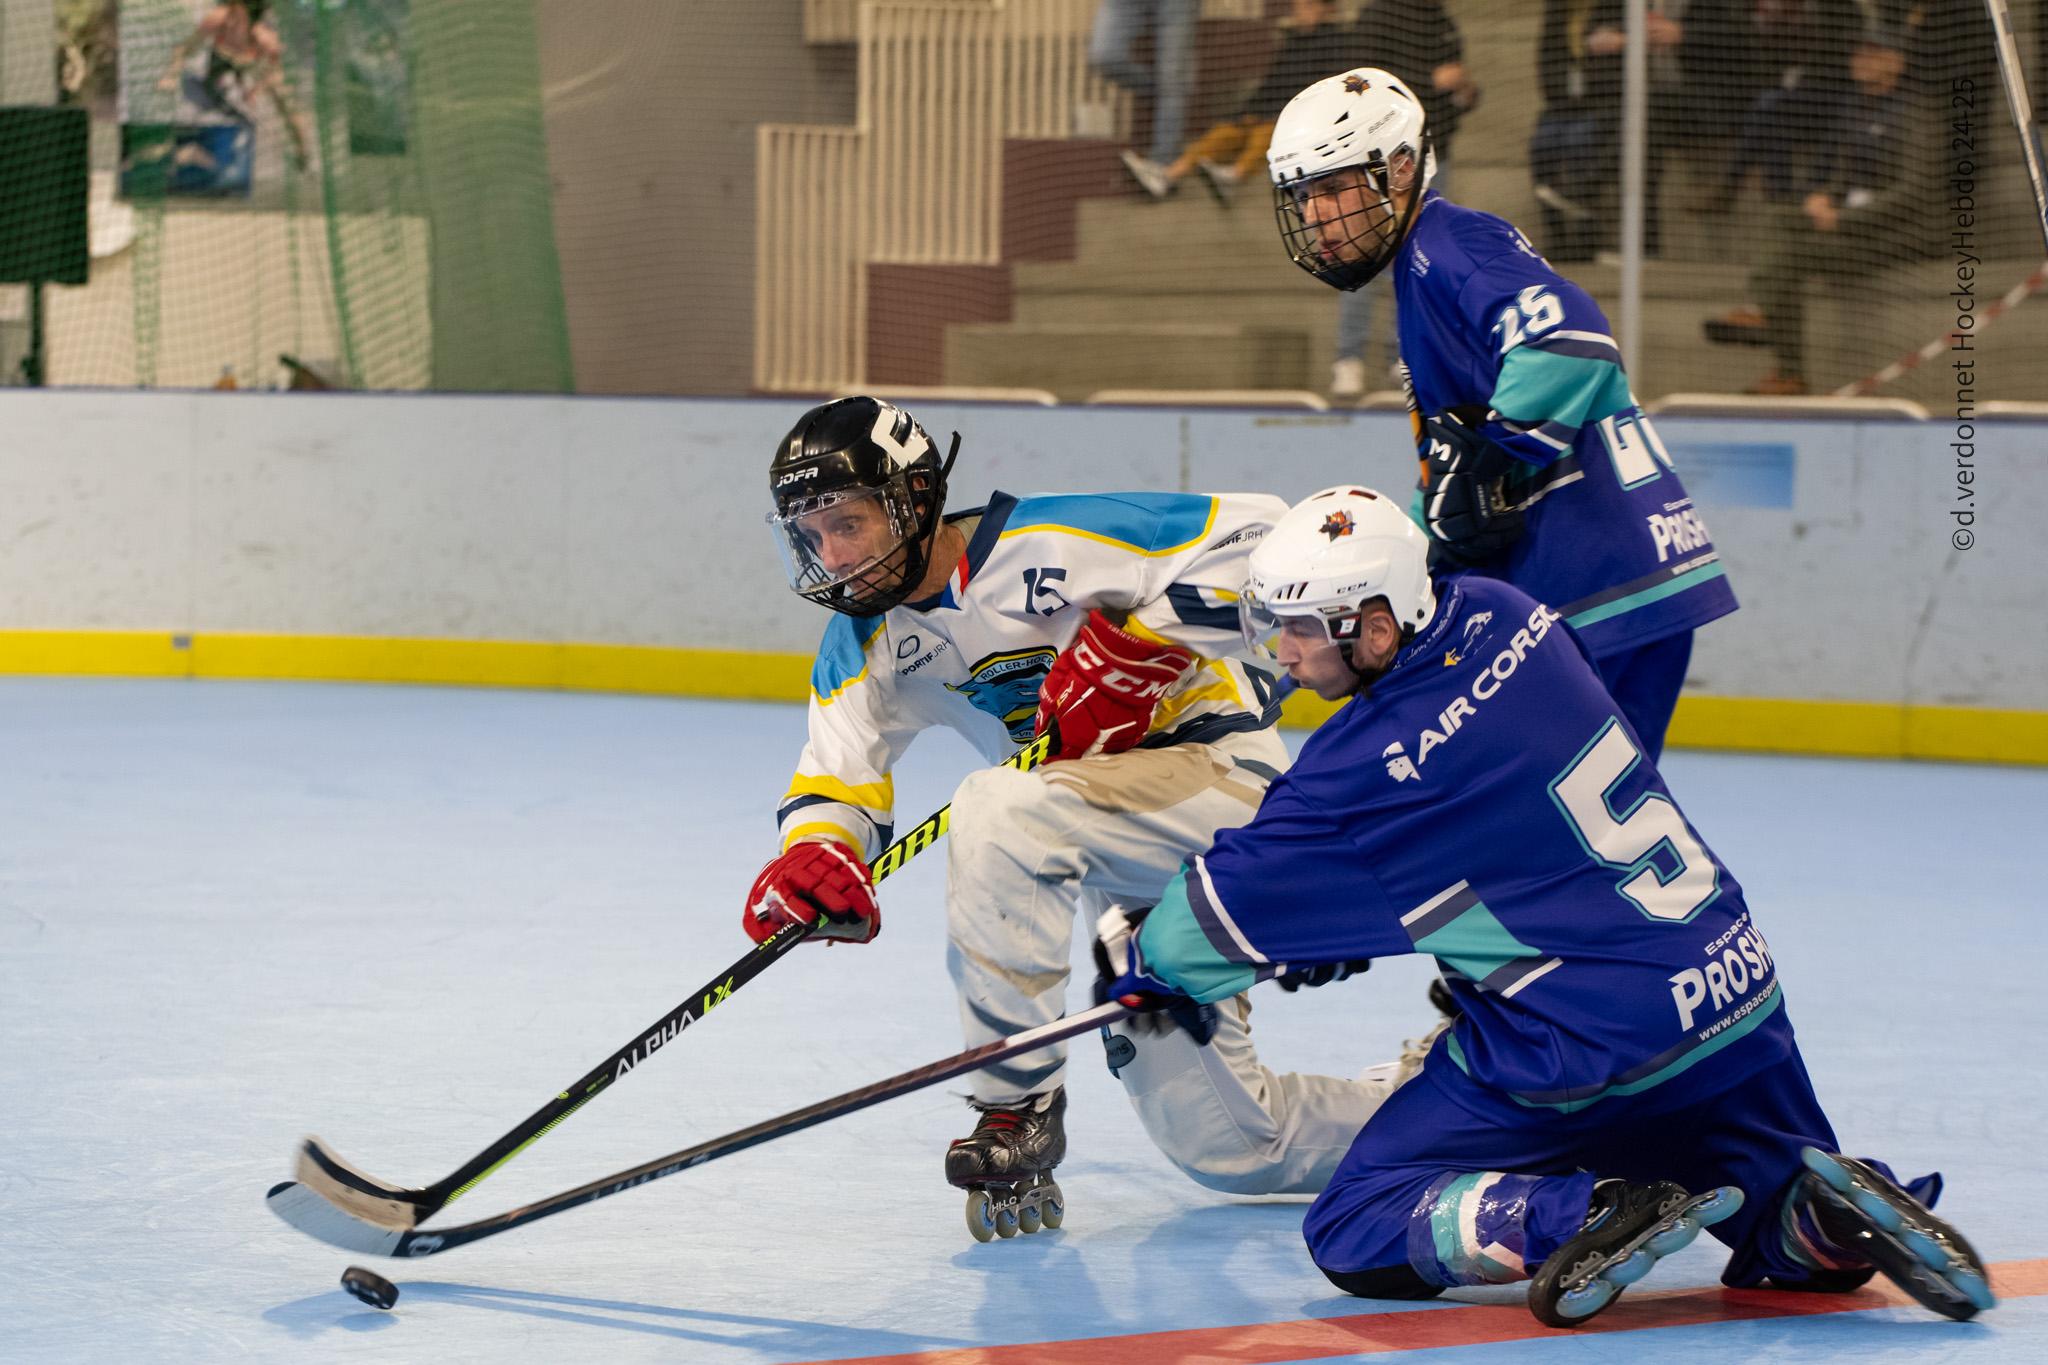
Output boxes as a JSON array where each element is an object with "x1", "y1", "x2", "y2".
[{"x1": 2, "y1": 679, "x2": 2042, "y2": 1363}]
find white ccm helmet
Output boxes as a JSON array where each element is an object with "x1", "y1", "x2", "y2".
[
  {"x1": 1266, "y1": 68, "x2": 1437, "y2": 290},
  {"x1": 1239, "y1": 485, "x2": 1436, "y2": 662}
]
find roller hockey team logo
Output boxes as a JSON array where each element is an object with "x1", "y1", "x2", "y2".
[
  {"x1": 1382, "y1": 742, "x2": 1419, "y2": 783},
  {"x1": 1319, "y1": 510, "x2": 1356, "y2": 541},
  {"x1": 948, "y1": 647, "x2": 1057, "y2": 742},
  {"x1": 1343, "y1": 73, "x2": 1371, "y2": 94}
]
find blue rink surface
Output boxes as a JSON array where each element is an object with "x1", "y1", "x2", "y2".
[{"x1": 1, "y1": 679, "x2": 2042, "y2": 1364}]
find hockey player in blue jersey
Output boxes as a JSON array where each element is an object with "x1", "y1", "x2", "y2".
[
  {"x1": 1264, "y1": 69, "x2": 1736, "y2": 757},
  {"x1": 1100, "y1": 485, "x2": 1993, "y2": 1327}
]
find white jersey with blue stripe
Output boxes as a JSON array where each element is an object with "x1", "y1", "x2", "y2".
[{"x1": 777, "y1": 490, "x2": 1288, "y2": 859}]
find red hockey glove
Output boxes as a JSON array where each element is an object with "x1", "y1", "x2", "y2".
[
  {"x1": 1034, "y1": 610, "x2": 1195, "y2": 762},
  {"x1": 742, "y1": 840, "x2": 880, "y2": 945}
]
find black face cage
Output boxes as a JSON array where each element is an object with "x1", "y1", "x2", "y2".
[
  {"x1": 1271, "y1": 152, "x2": 1419, "y2": 292},
  {"x1": 778, "y1": 473, "x2": 925, "y2": 617}
]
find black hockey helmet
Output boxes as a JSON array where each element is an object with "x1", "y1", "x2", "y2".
[{"x1": 767, "y1": 396, "x2": 959, "y2": 617}]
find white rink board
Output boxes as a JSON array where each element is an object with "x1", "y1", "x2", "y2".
[{"x1": 0, "y1": 389, "x2": 2039, "y2": 708}]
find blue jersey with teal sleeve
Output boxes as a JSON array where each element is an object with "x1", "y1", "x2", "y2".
[
  {"x1": 1132, "y1": 575, "x2": 1793, "y2": 1115},
  {"x1": 1394, "y1": 192, "x2": 1738, "y2": 657}
]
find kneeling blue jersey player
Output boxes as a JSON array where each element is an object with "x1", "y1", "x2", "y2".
[
  {"x1": 1264, "y1": 70, "x2": 1736, "y2": 757},
  {"x1": 1099, "y1": 484, "x2": 1993, "y2": 1328}
]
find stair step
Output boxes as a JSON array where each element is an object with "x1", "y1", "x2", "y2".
[{"x1": 945, "y1": 321, "x2": 1314, "y2": 401}]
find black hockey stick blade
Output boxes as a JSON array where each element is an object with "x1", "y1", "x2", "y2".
[
  {"x1": 268, "y1": 997, "x2": 1132, "y2": 1258},
  {"x1": 266, "y1": 734, "x2": 1056, "y2": 1228}
]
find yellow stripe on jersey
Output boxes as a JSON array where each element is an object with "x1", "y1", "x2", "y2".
[
  {"x1": 783, "y1": 771, "x2": 896, "y2": 812},
  {"x1": 1122, "y1": 615, "x2": 1180, "y2": 648},
  {"x1": 780, "y1": 821, "x2": 866, "y2": 853},
  {"x1": 811, "y1": 615, "x2": 886, "y2": 707},
  {"x1": 1148, "y1": 662, "x2": 1244, "y2": 733},
  {"x1": 814, "y1": 666, "x2": 870, "y2": 707}
]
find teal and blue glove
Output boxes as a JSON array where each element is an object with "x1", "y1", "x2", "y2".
[{"x1": 1092, "y1": 905, "x2": 1218, "y2": 1045}]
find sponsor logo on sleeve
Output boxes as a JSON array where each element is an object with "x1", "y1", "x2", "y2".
[
  {"x1": 1388, "y1": 603, "x2": 1560, "y2": 781},
  {"x1": 1382, "y1": 742, "x2": 1419, "y2": 783},
  {"x1": 1647, "y1": 501, "x2": 1715, "y2": 564},
  {"x1": 1667, "y1": 913, "x2": 1777, "y2": 1032}
]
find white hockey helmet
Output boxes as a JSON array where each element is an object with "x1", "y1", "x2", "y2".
[
  {"x1": 1239, "y1": 485, "x2": 1435, "y2": 658},
  {"x1": 1266, "y1": 68, "x2": 1436, "y2": 290}
]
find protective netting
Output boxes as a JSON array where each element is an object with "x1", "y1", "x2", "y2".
[
  {"x1": 5, "y1": 0, "x2": 569, "y2": 391},
  {"x1": 2, "y1": 0, "x2": 2042, "y2": 401},
  {"x1": 756, "y1": 0, "x2": 2047, "y2": 409}
]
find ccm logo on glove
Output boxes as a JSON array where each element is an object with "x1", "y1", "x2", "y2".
[{"x1": 1034, "y1": 610, "x2": 1194, "y2": 761}]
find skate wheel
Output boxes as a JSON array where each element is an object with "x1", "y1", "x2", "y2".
[
  {"x1": 1557, "y1": 1278, "x2": 1617, "y2": 1320},
  {"x1": 1849, "y1": 1187, "x2": 1905, "y2": 1232},
  {"x1": 1692, "y1": 1186, "x2": 1743, "y2": 1226},
  {"x1": 1018, "y1": 1203, "x2": 1043, "y2": 1235},
  {"x1": 964, "y1": 1190, "x2": 998, "y2": 1244},
  {"x1": 1801, "y1": 1147, "x2": 1856, "y2": 1192},
  {"x1": 1952, "y1": 1268, "x2": 1997, "y2": 1313},
  {"x1": 1643, "y1": 1217, "x2": 1702, "y2": 1258},
  {"x1": 1039, "y1": 1182, "x2": 1065, "y2": 1230},
  {"x1": 1900, "y1": 1224, "x2": 1945, "y2": 1268},
  {"x1": 994, "y1": 1204, "x2": 1021, "y2": 1239},
  {"x1": 1604, "y1": 1248, "x2": 1656, "y2": 1286}
]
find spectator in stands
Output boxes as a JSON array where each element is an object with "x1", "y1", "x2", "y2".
[
  {"x1": 1530, "y1": 0, "x2": 1684, "y2": 264},
  {"x1": 1120, "y1": 0, "x2": 1363, "y2": 204},
  {"x1": 1700, "y1": 25, "x2": 1932, "y2": 394},
  {"x1": 1092, "y1": 0, "x2": 1200, "y2": 170},
  {"x1": 1690, "y1": 1, "x2": 1865, "y2": 206},
  {"x1": 1331, "y1": 0, "x2": 1480, "y2": 397}
]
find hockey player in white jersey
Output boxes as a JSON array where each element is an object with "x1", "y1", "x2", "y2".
[{"x1": 743, "y1": 396, "x2": 1426, "y2": 1239}]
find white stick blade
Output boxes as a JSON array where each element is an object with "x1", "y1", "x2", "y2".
[
  {"x1": 265, "y1": 1179, "x2": 408, "y2": 1257},
  {"x1": 264, "y1": 1136, "x2": 425, "y2": 1255}
]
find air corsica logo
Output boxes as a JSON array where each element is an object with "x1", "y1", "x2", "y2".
[
  {"x1": 1320, "y1": 510, "x2": 1355, "y2": 541},
  {"x1": 1343, "y1": 73, "x2": 1372, "y2": 94},
  {"x1": 1383, "y1": 741, "x2": 1419, "y2": 783},
  {"x1": 1446, "y1": 610, "x2": 1494, "y2": 664}
]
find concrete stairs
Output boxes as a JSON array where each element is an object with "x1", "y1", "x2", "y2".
[
  {"x1": 948, "y1": 176, "x2": 2046, "y2": 406},
  {"x1": 935, "y1": 0, "x2": 2045, "y2": 407}
]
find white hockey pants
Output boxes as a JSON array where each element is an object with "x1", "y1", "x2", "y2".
[{"x1": 944, "y1": 728, "x2": 1397, "y2": 1195}]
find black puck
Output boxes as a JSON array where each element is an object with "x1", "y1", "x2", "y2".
[{"x1": 341, "y1": 1265, "x2": 399, "y2": 1310}]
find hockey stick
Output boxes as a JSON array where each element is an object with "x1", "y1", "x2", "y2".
[
  {"x1": 270, "y1": 998, "x2": 1132, "y2": 1257},
  {"x1": 275, "y1": 733, "x2": 1055, "y2": 1231}
]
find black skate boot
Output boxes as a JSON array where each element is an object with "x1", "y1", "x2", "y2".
[
  {"x1": 1789, "y1": 1147, "x2": 1993, "y2": 1320},
  {"x1": 945, "y1": 1089, "x2": 1066, "y2": 1242},
  {"x1": 1529, "y1": 1178, "x2": 1744, "y2": 1328}
]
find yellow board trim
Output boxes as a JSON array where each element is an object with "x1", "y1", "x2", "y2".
[
  {"x1": 0, "y1": 630, "x2": 811, "y2": 700},
  {"x1": 1279, "y1": 687, "x2": 2048, "y2": 766},
  {"x1": 2, "y1": 631, "x2": 2043, "y2": 767}
]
